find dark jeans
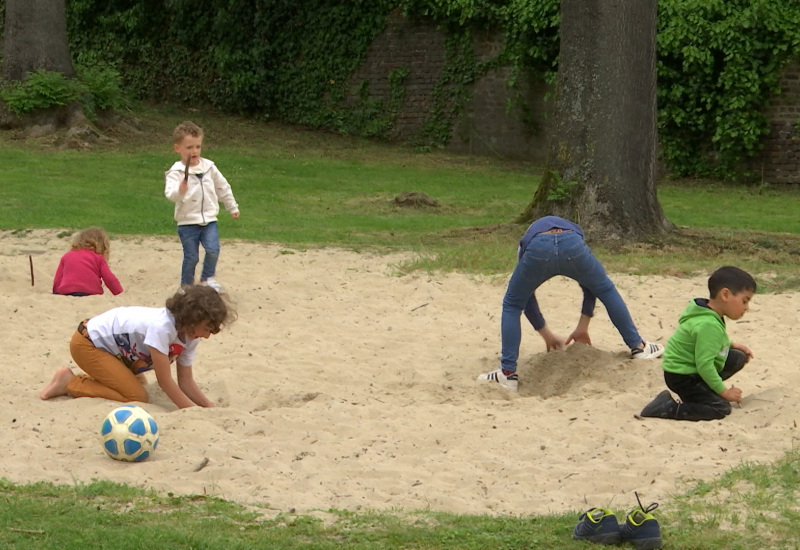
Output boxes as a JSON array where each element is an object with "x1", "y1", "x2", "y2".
[{"x1": 664, "y1": 349, "x2": 747, "y2": 421}]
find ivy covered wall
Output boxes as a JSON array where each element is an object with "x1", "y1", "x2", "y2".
[
  {"x1": 347, "y1": 11, "x2": 551, "y2": 160},
  {"x1": 1, "y1": 0, "x2": 800, "y2": 180}
]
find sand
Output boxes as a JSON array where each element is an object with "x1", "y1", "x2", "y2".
[{"x1": 2, "y1": 228, "x2": 797, "y2": 517}]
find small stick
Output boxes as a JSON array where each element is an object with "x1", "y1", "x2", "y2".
[
  {"x1": 193, "y1": 457, "x2": 210, "y2": 472},
  {"x1": 8, "y1": 527, "x2": 45, "y2": 535},
  {"x1": 732, "y1": 385, "x2": 741, "y2": 408},
  {"x1": 29, "y1": 255, "x2": 34, "y2": 286}
]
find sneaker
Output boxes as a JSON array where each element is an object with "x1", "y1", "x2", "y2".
[
  {"x1": 476, "y1": 368, "x2": 518, "y2": 392},
  {"x1": 572, "y1": 507, "x2": 621, "y2": 545},
  {"x1": 639, "y1": 390, "x2": 678, "y2": 419},
  {"x1": 619, "y1": 494, "x2": 662, "y2": 550},
  {"x1": 631, "y1": 342, "x2": 664, "y2": 360},
  {"x1": 201, "y1": 277, "x2": 223, "y2": 292}
]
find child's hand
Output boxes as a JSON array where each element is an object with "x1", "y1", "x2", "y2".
[
  {"x1": 537, "y1": 326, "x2": 564, "y2": 351},
  {"x1": 732, "y1": 342, "x2": 754, "y2": 361},
  {"x1": 179, "y1": 179, "x2": 188, "y2": 194},
  {"x1": 565, "y1": 328, "x2": 591, "y2": 346},
  {"x1": 231, "y1": 212, "x2": 240, "y2": 219},
  {"x1": 720, "y1": 386, "x2": 743, "y2": 403}
]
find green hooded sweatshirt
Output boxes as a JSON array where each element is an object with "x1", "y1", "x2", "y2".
[{"x1": 662, "y1": 298, "x2": 730, "y2": 394}]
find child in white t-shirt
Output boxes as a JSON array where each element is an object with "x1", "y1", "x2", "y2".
[{"x1": 40, "y1": 285, "x2": 236, "y2": 409}]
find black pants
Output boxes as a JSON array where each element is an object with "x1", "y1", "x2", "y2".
[{"x1": 664, "y1": 349, "x2": 747, "y2": 421}]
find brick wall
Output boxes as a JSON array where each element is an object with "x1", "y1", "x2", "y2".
[
  {"x1": 351, "y1": 12, "x2": 798, "y2": 180},
  {"x1": 754, "y1": 62, "x2": 800, "y2": 184},
  {"x1": 348, "y1": 11, "x2": 551, "y2": 161},
  {"x1": 348, "y1": 12, "x2": 447, "y2": 142}
]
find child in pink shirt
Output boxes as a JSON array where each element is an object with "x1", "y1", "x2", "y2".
[{"x1": 52, "y1": 227, "x2": 123, "y2": 296}]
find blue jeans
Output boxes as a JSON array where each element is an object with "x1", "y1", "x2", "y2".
[
  {"x1": 177, "y1": 222, "x2": 220, "y2": 285},
  {"x1": 500, "y1": 231, "x2": 642, "y2": 372}
]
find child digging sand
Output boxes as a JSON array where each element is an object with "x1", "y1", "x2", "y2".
[
  {"x1": 40, "y1": 285, "x2": 236, "y2": 409},
  {"x1": 639, "y1": 266, "x2": 756, "y2": 421},
  {"x1": 52, "y1": 227, "x2": 123, "y2": 296}
]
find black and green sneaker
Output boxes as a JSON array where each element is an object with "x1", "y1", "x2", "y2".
[{"x1": 572, "y1": 507, "x2": 621, "y2": 545}]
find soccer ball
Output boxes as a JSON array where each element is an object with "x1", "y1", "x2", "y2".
[{"x1": 100, "y1": 405, "x2": 159, "y2": 462}]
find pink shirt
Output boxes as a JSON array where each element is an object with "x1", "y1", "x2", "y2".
[{"x1": 52, "y1": 248, "x2": 123, "y2": 296}]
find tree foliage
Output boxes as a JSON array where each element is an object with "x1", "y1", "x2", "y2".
[{"x1": 658, "y1": 0, "x2": 800, "y2": 178}]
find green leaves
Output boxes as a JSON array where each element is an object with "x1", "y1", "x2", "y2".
[
  {"x1": 0, "y1": 65, "x2": 126, "y2": 119},
  {"x1": 657, "y1": 0, "x2": 800, "y2": 179},
  {"x1": 54, "y1": 0, "x2": 800, "y2": 177}
]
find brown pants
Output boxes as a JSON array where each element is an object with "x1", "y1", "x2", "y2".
[{"x1": 66, "y1": 330, "x2": 149, "y2": 402}]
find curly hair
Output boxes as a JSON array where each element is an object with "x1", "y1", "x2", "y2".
[
  {"x1": 172, "y1": 120, "x2": 204, "y2": 144},
  {"x1": 166, "y1": 285, "x2": 236, "y2": 334},
  {"x1": 71, "y1": 227, "x2": 111, "y2": 260}
]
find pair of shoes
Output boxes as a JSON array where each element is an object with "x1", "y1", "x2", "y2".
[
  {"x1": 200, "y1": 277, "x2": 223, "y2": 292},
  {"x1": 476, "y1": 368, "x2": 518, "y2": 392},
  {"x1": 573, "y1": 493, "x2": 662, "y2": 549},
  {"x1": 631, "y1": 341, "x2": 664, "y2": 360},
  {"x1": 639, "y1": 390, "x2": 678, "y2": 419}
]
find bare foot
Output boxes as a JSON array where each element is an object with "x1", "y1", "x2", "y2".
[
  {"x1": 39, "y1": 367, "x2": 75, "y2": 400},
  {"x1": 135, "y1": 373, "x2": 149, "y2": 385}
]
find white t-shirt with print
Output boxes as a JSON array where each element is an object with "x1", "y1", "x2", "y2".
[{"x1": 86, "y1": 306, "x2": 198, "y2": 372}]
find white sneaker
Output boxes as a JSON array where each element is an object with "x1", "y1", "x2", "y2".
[
  {"x1": 476, "y1": 368, "x2": 518, "y2": 391},
  {"x1": 201, "y1": 277, "x2": 223, "y2": 292},
  {"x1": 631, "y1": 341, "x2": 664, "y2": 360}
]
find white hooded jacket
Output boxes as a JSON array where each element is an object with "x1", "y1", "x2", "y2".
[{"x1": 164, "y1": 158, "x2": 239, "y2": 226}]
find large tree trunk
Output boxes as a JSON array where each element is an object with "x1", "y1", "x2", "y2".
[
  {"x1": 0, "y1": 0, "x2": 108, "y2": 143},
  {"x1": 2, "y1": 0, "x2": 75, "y2": 82},
  {"x1": 519, "y1": 0, "x2": 671, "y2": 240}
]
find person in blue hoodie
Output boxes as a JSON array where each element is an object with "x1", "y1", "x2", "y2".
[
  {"x1": 477, "y1": 215, "x2": 664, "y2": 392},
  {"x1": 640, "y1": 266, "x2": 756, "y2": 421}
]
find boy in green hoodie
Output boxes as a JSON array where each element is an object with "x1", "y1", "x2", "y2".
[{"x1": 639, "y1": 266, "x2": 756, "y2": 421}]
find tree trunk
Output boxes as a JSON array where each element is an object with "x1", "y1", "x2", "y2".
[
  {"x1": 518, "y1": 0, "x2": 671, "y2": 240},
  {"x1": 2, "y1": 0, "x2": 75, "y2": 82}
]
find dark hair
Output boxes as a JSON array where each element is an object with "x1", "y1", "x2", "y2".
[
  {"x1": 166, "y1": 285, "x2": 236, "y2": 334},
  {"x1": 708, "y1": 266, "x2": 756, "y2": 298}
]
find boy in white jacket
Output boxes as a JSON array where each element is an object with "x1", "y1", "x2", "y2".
[{"x1": 165, "y1": 121, "x2": 240, "y2": 291}]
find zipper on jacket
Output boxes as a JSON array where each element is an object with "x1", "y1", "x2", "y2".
[{"x1": 196, "y1": 171, "x2": 207, "y2": 224}]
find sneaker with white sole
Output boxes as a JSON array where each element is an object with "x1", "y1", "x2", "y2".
[
  {"x1": 476, "y1": 368, "x2": 518, "y2": 392},
  {"x1": 201, "y1": 277, "x2": 223, "y2": 292},
  {"x1": 631, "y1": 342, "x2": 664, "y2": 360}
]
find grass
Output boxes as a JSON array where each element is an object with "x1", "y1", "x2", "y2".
[
  {"x1": 6, "y1": 456, "x2": 800, "y2": 549},
  {"x1": 4, "y1": 105, "x2": 800, "y2": 292},
  {"x1": 3, "y1": 105, "x2": 800, "y2": 548}
]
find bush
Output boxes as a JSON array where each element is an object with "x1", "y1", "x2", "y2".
[{"x1": 0, "y1": 65, "x2": 127, "y2": 119}]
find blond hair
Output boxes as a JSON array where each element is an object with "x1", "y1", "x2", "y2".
[
  {"x1": 172, "y1": 121, "x2": 204, "y2": 144},
  {"x1": 71, "y1": 227, "x2": 111, "y2": 259}
]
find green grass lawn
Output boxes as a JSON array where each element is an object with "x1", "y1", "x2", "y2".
[
  {"x1": 3, "y1": 106, "x2": 800, "y2": 548},
  {"x1": 4, "y1": 107, "x2": 800, "y2": 290}
]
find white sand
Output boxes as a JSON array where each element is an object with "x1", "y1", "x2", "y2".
[{"x1": 2, "y1": 229, "x2": 797, "y2": 516}]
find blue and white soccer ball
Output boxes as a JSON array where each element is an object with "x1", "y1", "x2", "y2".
[{"x1": 100, "y1": 405, "x2": 159, "y2": 462}]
